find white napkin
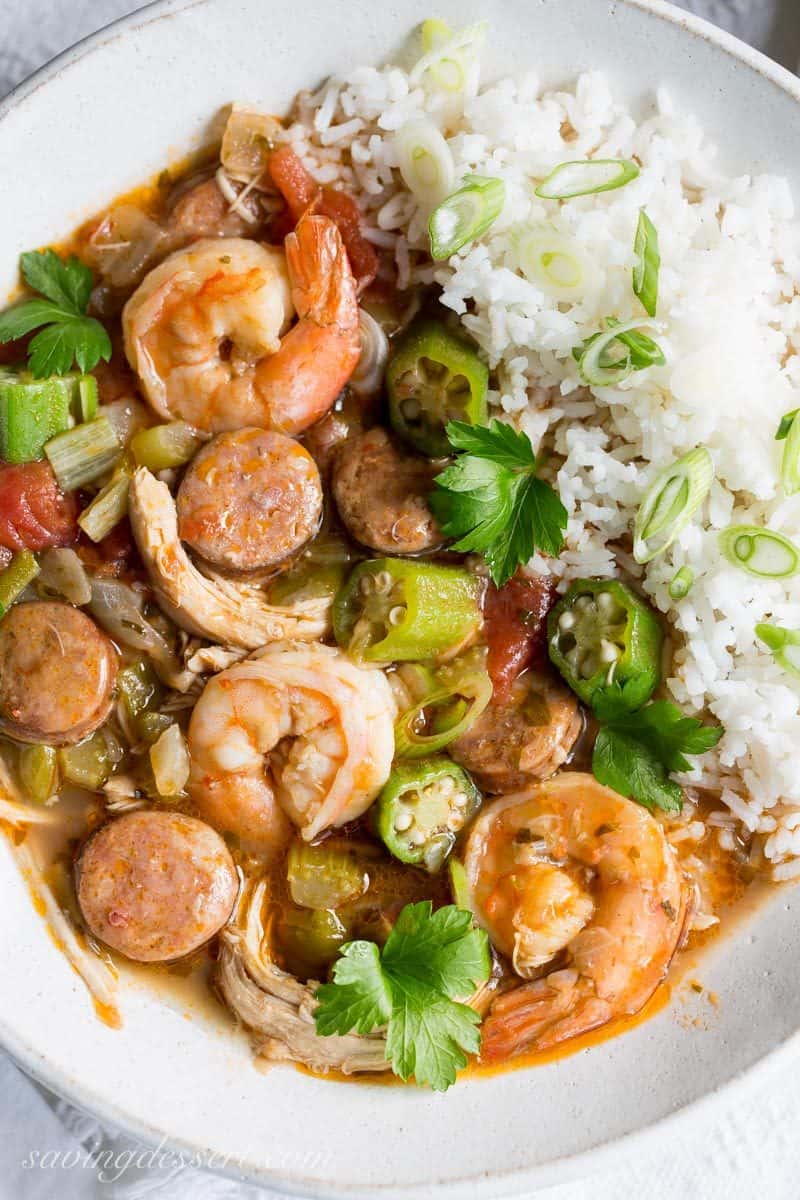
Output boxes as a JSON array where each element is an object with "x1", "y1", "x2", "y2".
[{"x1": 2, "y1": 2, "x2": 799, "y2": 1198}]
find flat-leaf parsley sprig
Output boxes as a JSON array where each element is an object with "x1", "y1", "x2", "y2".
[
  {"x1": 314, "y1": 901, "x2": 491, "y2": 1091},
  {"x1": 591, "y1": 678, "x2": 724, "y2": 813},
  {"x1": 430, "y1": 418, "x2": 568, "y2": 587},
  {"x1": 0, "y1": 249, "x2": 112, "y2": 378}
]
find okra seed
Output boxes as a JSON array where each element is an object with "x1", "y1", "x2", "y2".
[
  {"x1": 394, "y1": 811, "x2": 414, "y2": 833},
  {"x1": 453, "y1": 791, "x2": 468, "y2": 807},
  {"x1": 388, "y1": 605, "x2": 406, "y2": 626},
  {"x1": 374, "y1": 571, "x2": 393, "y2": 594},
  {"x1": 558, "y1": 611, "x2": 576, "y2": 632},
  {"x1": 402, "y1": 398, "x2": 421, "y2": 420},
  {"x1": 359, "y1": 575, "x2": 375, "y2": 595},
  {"x1": 573, "y1": 596, "x2": 593, "y2": 614},
  {"x1": 599, "y1": 639, "x2": 620, "y2": 664},
  {"x1": 580, "y1": 651, "x2": 599, "y2": 678},
  {"x1": 408, "y1": 831, "x2": 425, "y2": 848},
  {"x1": 446, "y1": 814, "x2": 462, "y2": 832}
]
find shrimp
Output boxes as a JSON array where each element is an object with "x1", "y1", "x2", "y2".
[
  {"x1": 187, "y1": 641, "x2": 395, "y2": 853},
  {"x1": 461, "y1": 772, "x2": 690, "y2": 1060},
  {"x1": 123, "y1": 214, "x2": 360, "y2": 435}
]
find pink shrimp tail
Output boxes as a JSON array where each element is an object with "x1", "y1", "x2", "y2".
[
  {"x1": 285, "y1": 214, "x2": 360, "y2": 332},
  {"x1": 480, "y1": 977, "x2": 612, "y2": 1062}
]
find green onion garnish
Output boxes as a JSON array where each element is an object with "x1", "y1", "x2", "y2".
[
  {"x1": 576, "y1": 318, "x2": 664, "y2": 387},
  {"x1": 78, "y1": 455, "x2": 131, "y2": 542},
  {"x1": 633, "y1": 209, "x2": 660, "y2": 317},
  {"x1": 514, "y1": 227, "x2": 591, "y2": 302},
  {"x1": 755, "y1": 623, "x2": 800, "y2": 679},
  {"x1": 668, "y1": 565, "x2": 695, "y2": 600},
  {"x1": 45, "y1": 415, "x2": 120, "y2": 492},
  {"x1": 395, "y1": 117, "x2": 455, "y2": 207},
  {"x1": 0, "y1": 550, "x2": 39, "y2": 615},
  {"x1": 412, "y1": 19, "x2": 487, "y2": 92},
  {"x1": 535, "y1": 159, "x2": 640, "y2": 200},
  {"x1": 779, "y1": 407, "x2": 800, "y2": 496},
  {"x1": 634, "y1": 447, "x2": 713, "y2": 564},
  {"x1": 428, "y1": 175, "x2": 505, "y2": 260},
  {"x1": 776, "y1": 409, "x2": 798, "y2": 441},
  {"x1": 719, "y1": 525, "x2": 800, "y2": 579}
]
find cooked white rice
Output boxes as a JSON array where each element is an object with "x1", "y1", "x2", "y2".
[{"x1": 287, "y1": 29, "x2": 800, "y2": 876}]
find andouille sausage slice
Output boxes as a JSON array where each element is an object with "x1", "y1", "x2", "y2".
[
  {"x1": 0, "y1": 601, "x2": 117, "y2": 746},
  {"x1": 331, "y1": 426, "x2": 443, "y2": 555},
  {"x1": 176, "y1": 428, "x2": 323, "y2": 574},
  {"x1": 76, "y1": 810, "x2": 239, "y2": 962}
]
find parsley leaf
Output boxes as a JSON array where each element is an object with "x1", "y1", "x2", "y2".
[
  {"x1": 313, "y1": 901, "x2": 491, "y2": 1091},
  {"x1": 591, "y1": 689, "x2": 724, "y2": 813},
  {"x1": 0, "y1": 249, "x2": 111, "y2": 378},
  {"x1": 430, "y1": 419, "x2": 568, "y2": 587}
]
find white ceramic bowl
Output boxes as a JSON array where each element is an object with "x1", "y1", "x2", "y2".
[{"x1": 1, "y1": 1, "x2": 800, "y2": 1194}]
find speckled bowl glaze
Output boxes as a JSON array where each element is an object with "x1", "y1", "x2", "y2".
[{"x1": 1, "y1": 1, "x2": 799, "y2": 1194}]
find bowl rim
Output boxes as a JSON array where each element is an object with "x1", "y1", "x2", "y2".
[{"x1": 2, "y1": 0, "x2": 800, "y2": 1195}]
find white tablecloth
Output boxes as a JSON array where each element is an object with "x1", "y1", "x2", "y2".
[{"x1": 2, "y1": 2, "x2": 800, "y2": 1197}]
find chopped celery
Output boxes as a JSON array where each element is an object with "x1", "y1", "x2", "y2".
[
  {"x1": 0, "y1": 550, "x2": 39, "y2": 615},
  {"x1": 77, "y1": 375, "x2": 98, "y2": 422},
  {"x1": 131, "y1": 421, "x2": 204, "y2": 472},
  {"x1": 45, "y1": 415, "x2": 120, "y2": 491},
  {"x1": 0, "y1": 371, "x2": 72, "y2": 463},
  {"x1": 118, "y1": 659, "x2": 162, "y2": 719},
  {"x1": 18, "y1": 744, "x2": 58, "y2": 804},
  {"x1": 78, "y1": 454, "x2": 132, "y2": 541}
]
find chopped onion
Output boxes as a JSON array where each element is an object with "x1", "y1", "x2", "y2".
[
  {"x1": 535, "y1": 159, "x2": 640, "y2": 200},
  {"x1": 755, "y1": 623, "x2": 800, "y2": 678},
  {"x1": 101, "y1": 397, "x2": 151, "y2": 446},
  {"x1": 395, "y1": 118, "x2": 455, "y2": 208},
  {"x1": 668, "y1": 566, "x2": 695, "y2": 601},
  {"x1": 428, "y1": 174, "x2": 505, "y2": 260},
  {"x1": 411, "y1": 20, "x2": 487, "y2": 91},
  {"x1": 36, "y1": 547, "x2": 92, "y2": 606},
  {"x1": 86, "y1": 204, "x2": 167, "y2": 290},
  {"x1": 577, "y1": 318, "x2": 663, "y2": 387},
  {"x1": 514, "y1": 226, "x2": 595, "y2": 302},
  {"x1": 634, "y1": 447, "x2": 713, "y2": 564},
  {"x1": 779, "y1": 407, "x2": 800, "y2": 496},
  {"x1": 89, "y1": 578, "x2": 186, "y2": 686},
  {"x1": 350, "y1": 309, "x2": 390, "y2": 399},
  {"x1": 220, "y1": 105, "x2": 282, "y2": 183},
  {"x1": 633, "y1": 209, "x2": 660, "y2": 318},
  {"x1": 149, "y1": 723, "x2": 190, "y2": 797},
  {"x1": 719, "y1": 525, "x2": 800, "y2": 579}
]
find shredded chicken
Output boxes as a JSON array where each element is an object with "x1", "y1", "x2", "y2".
[
  {"x1": 128, "y1": 469, "x2": 332, "y2": 650},
  {"x1": 217, "y1": 880, "x2": 390, "y2": 1075}
]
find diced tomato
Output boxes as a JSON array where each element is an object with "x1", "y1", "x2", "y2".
[
  {"x1": 269, "y1": 145, "x2": 379, "y2": 289},
  {"x1": 269, "y1": 145, "x2": 320, "y2": 221},
  {"x1": 484, "y1": 573, "x2": 557, "y2": 702},
  {"x1": 316, "y1": 187, "x2": 379, "y2": 290},
  {"x1": 0, "y1": 460, "x2": 78, "y2": 552}
]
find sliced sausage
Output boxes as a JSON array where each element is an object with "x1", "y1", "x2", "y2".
[
  {"x1": 450, "y1": 670, "x2": 582, "y2": 794},
  {"x1": 176, "y1": 428, "x2": 323, "y2": 574},
  {"x1": 0, "y1": 601, "x2": 117, "y2": 745},
  {"x1": 167, "y1": 176, "x2": 253, "y2": 241},
  {"x1": 303, "y1": 410, "x2": 355, "y2": 485},
  {"x1": 76, "y1": 810, "x2": 238, "y2": 962},
  {"x1": 331, "y1": 427, "x2": 443, "y2": 555}
]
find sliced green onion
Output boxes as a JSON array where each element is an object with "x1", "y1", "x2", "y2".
[
  {"x1": 77, "y1": 375, "x2": 98, "y2": 423},
  {"x1": 535, "y1": 158, "x2": 640, "y2": 200},
  {"x1": 776, "y1": 409, "x2": 798, "y2": 441},
  {"x1": 0, "y1": 372, "x2": 73, "y2": 463},
  {"x1": 0, "y1": 550, "x2": 39, "y2": 615},
  {"x1": 395, "y1": 118, "x2": 455, "y2": 207},
  {"x1": 633, "y1": 209, "x2": 660, "y2": 317},
  {"x1": 130, "y1": 421, "x2": 204, "y2": 472},
  {"x1": 514, "y1": 226, "x2": 593, "y2": 302},
  {"x1": 45, "y1": 415, "x2": 120, "y2": 491},
  {"x1": 634, "y1": 447, "x2": 713, "y2": 564},
  {"x1": 577, "y1": 317, "x2": 662, "y2": 387},
  {"x1": 428, "y1": 175, "x2": 505, "y2": 260},
  {"x1": 78, "y1": 455, "x2": 132, "y2": 542},
  {"x1": 668, "y1": 566, "x2": 695, "y2": 600},
  {"x1": 779, "y1": 405, "x2": 800, "y2": 496},
  {"x1": 411, "y1": 20, "x2": 487, "y2": 91},
  {"x1": 755, "y1": 623, "x2": 800, "y2": 679},
  {"x1": 719, "y1": 525, "x2": 800, "y2": 579}
]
